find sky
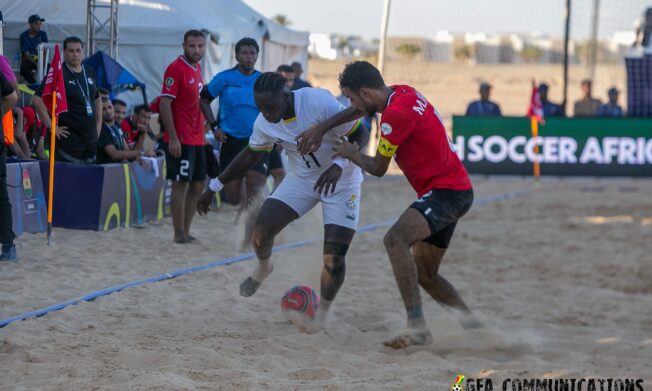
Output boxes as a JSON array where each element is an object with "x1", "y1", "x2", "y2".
[{"x1": 242, "y1": 0, "x2": 649, "y2": 39}]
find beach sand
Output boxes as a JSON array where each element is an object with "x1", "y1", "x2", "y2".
[{"x1": 1, "y1": 176, "x2": 651, "y2": 390}]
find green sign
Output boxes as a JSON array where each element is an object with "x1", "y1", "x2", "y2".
[{"x1": 452, "y1": 116, "x2": 652, "y2": 176}]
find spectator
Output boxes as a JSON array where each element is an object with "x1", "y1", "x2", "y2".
[
  {"x1": 0, "y1": 55, "x2": 20, "y2": 101},
  {"x1": 0, "y1": 55, "x2": 27, "y2": 159},
  {"x1": 19, "y1": 14, "x2": 48, "y2": 84},
  {"x1": 276, "y1": 64, "x2": 295, "y2": 90},
  {"x1": 20, "y1": 105, "x2": 48, "y2": 160},
  {"x1": 96, "y1": 93, "x2": 141, "y2": 164},
  {"x1": 573, "y1": 79, "x2": 601, "y2": 117},
  {"x1": 538, "y1": 83, "x2": 563, "y2": 117},
  {"x1": 199, "y1": 37, "x2": 266, "y2": 208},
  {"x1": 32, "y1": 36, "x2": 102, "y2": 164},
  {"x1": 465, "y1": 82, "x2": 501, "y2": 116},
  {"x1": 112, "y1": 99, "x2": 127, "y2": 127},
  {"x1": 6, "y1": 108, "x2": 30, "y2": 159},
  {"x1": 160, "y1": 30, "x2": 207, "y2": 244},
  {"x1": 596, "y1": 87, "x2": 624, "y2": 117},
  {"x1": 148, "y1": 96, "x2": 166, "y2": 151},
  {"x1": 120, "y1": 104, "x2": 150, "y2": 150},
  {"x1": 0, "y1": 73, "x2": 18, "y2": 261},
  {"x1": 290, "y1": 61, "x2": 312, "y2": 90}
]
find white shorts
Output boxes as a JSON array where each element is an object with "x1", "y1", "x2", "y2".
[{"x1": 268, "y1": 174, "x2": 362, "y2": 230}]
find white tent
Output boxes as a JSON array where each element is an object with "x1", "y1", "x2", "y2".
[{"x1": 1, "y1": 0, "x2": 309, "y2": 101}]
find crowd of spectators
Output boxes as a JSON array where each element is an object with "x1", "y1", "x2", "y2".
[
  {"x1": 465, "y1": 79, "x2": 625, "y2": 118},
  {"x1": 3, "y1": 15, "x2": 316, "y2": 168}
]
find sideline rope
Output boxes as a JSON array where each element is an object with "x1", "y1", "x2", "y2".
[{"x1": 0, "y1": 190, "x2": 529, "y2": 329}]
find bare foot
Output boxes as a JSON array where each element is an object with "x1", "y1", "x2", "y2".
[
  {"x1": 239, "y1": 265, "x2": 273, "y2": 297},
  {"x1": 382, "y1": 328, "x2": 433, "y2": 349}
]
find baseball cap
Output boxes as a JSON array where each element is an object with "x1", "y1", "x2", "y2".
[
  {"x1": 479, "y1": 82, "x2": 492, "y2": 90},
  {"x1": 28, "y1": 14, "x2": 45, "y2": 23}
]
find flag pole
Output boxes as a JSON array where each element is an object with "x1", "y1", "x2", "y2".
[
  {"x1": 530, "y1": 116, "x2": 540, "y2": 178},
  {"x1": 47, "y1": 87, "x2": 57, "y2": 244}
]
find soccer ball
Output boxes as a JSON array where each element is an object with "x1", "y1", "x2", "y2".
[
  {"x1": 280, "y1": 285, "x2": 320, "y2": 320},
  {"x1": 451, "y1": 385, "x2": 463, "y2": 391}
]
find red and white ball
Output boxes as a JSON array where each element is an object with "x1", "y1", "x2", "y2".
[{"x1": 280, "y1": 285, "x2": 320, "y2": 320}]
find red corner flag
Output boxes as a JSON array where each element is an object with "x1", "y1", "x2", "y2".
[
  {"x1": 527, "y1": 79, "x2": 544, "y2": 124},
  {"x1": 44, "y1": 45, "x2": 68, "y2": 245},
  {"x1": 527, "y1": 79, "x2": 542, "y2": 178},
  {"x1": 42, "y1": 45, "x2": 68, "y2": 115}
]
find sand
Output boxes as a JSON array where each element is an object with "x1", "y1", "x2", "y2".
[
  {"x1": 1, "y1": 175, "x2": 651, "y2": 390},
  {"x1": 306, "y1": 60, "x2": 626, "y2": 121}
]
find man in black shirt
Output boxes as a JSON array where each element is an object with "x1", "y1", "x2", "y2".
[
  {"x1": 97, "y1": 91, "x2": 140, "y2": 164},
  {"x1": 290, "y1": 62, "x2": 312, "y2": 91},
  {"x1": 19, "y1": 14, "x2": 48, "y2": 84},
  {"x1": 32, "y1": 36, "x2": 102, "y2": 164},
  {"x1": 0, "y1": 73, "x2": 19, "y2": 261}
]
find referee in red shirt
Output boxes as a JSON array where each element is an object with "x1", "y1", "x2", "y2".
[
  {"x1": 159, "y1": 30, "x2": 207, "y2": 244},
  {"x1": 297, "y1": 61, "x2": 482, "y2": 349}
]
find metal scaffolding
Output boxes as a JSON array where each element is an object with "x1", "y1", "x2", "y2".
[{"x1": 86, "y1": 0, "x2": 119, "y2": 59}]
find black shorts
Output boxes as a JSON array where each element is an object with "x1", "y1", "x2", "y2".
[
  {"x1": 219, "y1": 136, "x2": 269, "y2": 176},
  {"x1": 409, "y1": 188, "x2": 473, "y2": 249},
  {"x1": 268, "y1": 146, "x2": 284, "y2": 171},
  {"x1": 166, "y1": 144, "x2": 207, "y2": 182}
]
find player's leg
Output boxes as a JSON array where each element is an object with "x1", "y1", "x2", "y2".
[
  {"x1": 166, "y1": 145, "x2": 190, "y2": 243},
  {"x1": 239, "y1": 154, "x2": 270, "y2": 248},
  {"x1": 412, "y1": 241, "x2": 482, "y2": 328},
  {"x1": 240, "y1": 176, "x2": 319, "y2": 297},
  {"x1": 382, "y1": 188, "x2": 475, "y2": 348},
  {"x1": 382, "y1": 207, "x2": 434, "y2": 349},
  {"x1": 293, "y1": 184, "x2": 360, "y2": 333},
  {"x1": 183, "y1": 145, "x2": 207, "y2": 242},
  {"x1": 170, "y1": 181, "x2": 189, "y2": 243},
  {"x1": 219, "y1": 138, "x2": 245, "y2": 206}
]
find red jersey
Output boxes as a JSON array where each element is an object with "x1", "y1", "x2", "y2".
[
  {"x1": 21, "y1": 106, "x2": 46, "y2": 140},
  {"x1": 120, "y1": 118, "x2": 138, "y2": 146},
  {"x1": 378, "y1": 85, "x2": 471, "y2": 197},
  {"x1": 161, "y1": 56, "x2": 205, "y2": 146}
]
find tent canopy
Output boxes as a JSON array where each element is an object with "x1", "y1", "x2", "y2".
[
  {"x1": 83, "y1": 51, "x2": 147, "y2": 102},
  {"x1": 2, "y1": 0, "x2": 309, "y2": 106}
]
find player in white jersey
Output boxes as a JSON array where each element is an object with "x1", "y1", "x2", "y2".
[{"x1": 197, "y1": 72, "x2": 369, "y2": 332}]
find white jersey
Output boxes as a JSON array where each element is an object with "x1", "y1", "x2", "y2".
[{"x1": 249, "y1": 88, "x2": 363, "y2": 184}]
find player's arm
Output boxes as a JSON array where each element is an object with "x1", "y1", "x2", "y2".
[
  {"x1": 104, "y1": 144, "x2": 141, "y2": 162},
  {"x1": 196, "y1": 146, "x2": 267, "y2": 215},
  {"x1": 159, "y1": 95, "x2": 182, "y2": 157},
  {"x1": 346, "y1": 120, "x2": 370, "y2": 150},
  {"x1": 314, "y1": 121, "x2": 370, "y2": 195},
  {"x1": 200, "y1": 75, "x2": 227, "y2": 142},
  {"x1": 296, "y1": 105, "x2": 363, "y2": 155},
  {"x1": 11, "y1": 108, "x2": 31, "y2": 159},
  {"x1": 199, "y1": 85, "x2": 217, "y2": 125},
  {"x1": 333, "y1": 110, "x2": 409, "y2": 177},
  {"x1": 333, "y1": 139, "x2": 392, "y2": 177}
]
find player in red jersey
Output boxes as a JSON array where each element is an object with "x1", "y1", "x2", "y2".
[
  {"x1": 296, "y1": 61, "x2": 482, "y2": 349},
  {"x1": 159, "y1": 30, "x2": 207, "y2": 243}
]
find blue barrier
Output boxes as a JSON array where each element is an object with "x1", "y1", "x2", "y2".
[{"x1": 0, "y1": 190, "x2": 529, "y2": 329}]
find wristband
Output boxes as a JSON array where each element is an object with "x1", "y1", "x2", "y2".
[
  {"x1": 333, "y1": 157, "x2": 349, "y2": 169},
  {"x1": 209, "y1": 178, "x2": 224, "y2": 192}
]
